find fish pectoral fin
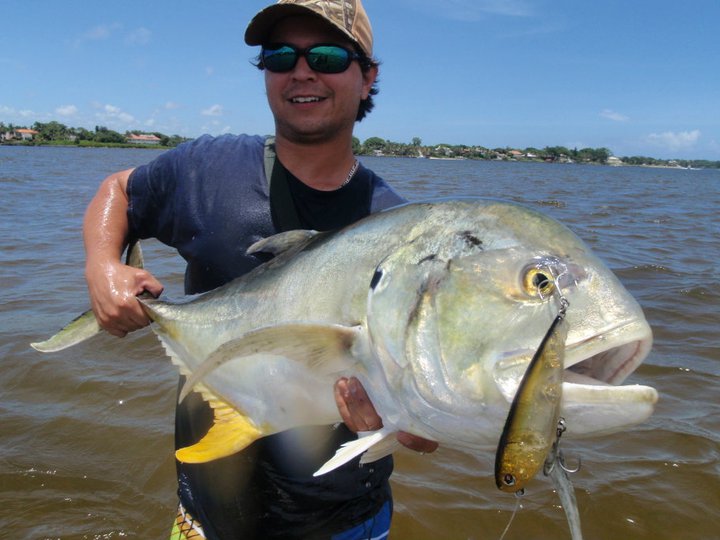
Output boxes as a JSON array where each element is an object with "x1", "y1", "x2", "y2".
[
  {"x1": 175, "y1": 401, "x2": 264, "y2": 463},
  {"x1": 179, "y1": 323, "x2": 363, "y2": 403},
  {"x1": 360, "y1": 434, "x2": 403, "y2": 465},
  {"x1": 313, "y1": 427, "x2": 396, "y2": 477}
]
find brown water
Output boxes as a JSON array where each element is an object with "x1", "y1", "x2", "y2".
[{"x1": 1, "y1": 146, "x2": 718, "y2": 539}]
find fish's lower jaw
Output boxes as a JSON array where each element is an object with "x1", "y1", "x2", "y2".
[{"x1": 559, "y1": 382, "x2": 658, "y2": 437}]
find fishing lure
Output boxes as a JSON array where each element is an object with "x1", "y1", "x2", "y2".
[{"x1": 495, "y1": 281, "x2": 569, "y2": 493}]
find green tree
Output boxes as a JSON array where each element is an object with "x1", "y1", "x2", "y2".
[
  {"x1": 33, "y1": 121, "x2": 69, "y2": 141},
  {"x1": 362, "y1": 137, "x2": 386, "y2": 153},
  {"x1": 544, "y1": 146, "x2": 571, "y2": 160},
  {"x1": 94, "y1": 126, "x2": 125, "y2": 143},
  {"x1": 71, "y1": 127, "x2": 94, "y2": 141}
]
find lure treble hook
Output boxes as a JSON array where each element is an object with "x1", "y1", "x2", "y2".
[{"x1": 544, "y1": 418, "x2": 582, "y2": 476}]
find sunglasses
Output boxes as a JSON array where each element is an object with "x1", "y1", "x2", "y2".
[{"x1": 261, "y1": 43, "x2": 362, "y2": 74}]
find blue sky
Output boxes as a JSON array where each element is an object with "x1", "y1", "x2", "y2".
[{"x1": 2, "y1": 0, "x2": 718, "y2": 159}]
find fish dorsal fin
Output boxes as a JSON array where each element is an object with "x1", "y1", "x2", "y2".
[
  {"x1": 314, "y1": 427, "x2": 396, "y2": 476},
  {"x1": 246, "y1": 230, "x2": 320, "y2": 257},
  {"x1": 175, "y1": 399, "x2": 265, "y2": 463},
  {"x1": 179, "y1": 323, "x2": 363, "y2": 403}
]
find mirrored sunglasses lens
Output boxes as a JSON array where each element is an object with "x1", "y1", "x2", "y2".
[
  {"x1": 307, "y1": 46, "x2": 351, "y2": 73},
  {"x1": 263, "y1": 46, "x2": 297, "y2": 72}
]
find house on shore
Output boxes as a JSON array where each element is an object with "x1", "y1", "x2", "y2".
[
  {"x1": 126, "y1": 133, "x2": 162, "y2": 145},
  {"x1": 1, "y1": 128, "x2": 40, "y2": 141}
]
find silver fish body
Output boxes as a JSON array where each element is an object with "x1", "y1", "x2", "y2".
[{"x1": 32, "y1": 199, "x2": 657, "y2": 470}]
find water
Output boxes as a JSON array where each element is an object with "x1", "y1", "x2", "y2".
[{"x1": 1, "y1": 146, "x2": 718, "y2": 539}]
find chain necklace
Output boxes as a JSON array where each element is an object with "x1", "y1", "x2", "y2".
[{"x1": 338, "y1": 159, "x2": 359, "y2": 188}]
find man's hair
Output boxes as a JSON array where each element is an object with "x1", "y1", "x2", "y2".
[
  {"x1": 356, "y1": 55, "x2": 379, "y2": 122},
  {"x1": 254, "y1": 49, "x2": 380, "y2": 122}
]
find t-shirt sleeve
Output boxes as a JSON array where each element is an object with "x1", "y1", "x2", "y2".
[
  {"x1": 370, "y1": 175, "x2": 407, "y2": 213},
  {"x1": 126, "y1": 145, "x2": 183, "y2": 245}
]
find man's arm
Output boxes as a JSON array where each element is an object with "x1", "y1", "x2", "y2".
[{"x1": 83, "y1": 168, "x2": 164, "y2": 337}]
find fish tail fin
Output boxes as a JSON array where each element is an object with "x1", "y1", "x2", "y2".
[
  {"x1": 314, "y1": 427, "x2": 396, "y2": 477},
  {"x1": 30, "y1": 241, "x2": 144, "y2": 353},
  {"x1": 30, "y1": 309, "x2": 101, "y2": 352},
  {"x1": 175, "y1": 400, "x2": 266, "y2": 463}
]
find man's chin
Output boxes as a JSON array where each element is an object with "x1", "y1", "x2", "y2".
[{"x1": 277, "y1": 124, "x2": 347, "y2": 145}]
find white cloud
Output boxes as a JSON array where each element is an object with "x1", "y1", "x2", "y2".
[
  {"x1": 646, "y1": 130, "x2": 701, "y2": 150},
  {"x1": 85, "y1": 24, "x2": 115, "y2": 40},
  {"x1": 600, "y1": 109, "x2": 629, "y2": 122},
  {"x1": 126, "y1": 27, "x2": 152, "y2": 46},
  {"x1": 94, "y1": 103, "x2": 136, "y2": 126},
  {"x1": 165, "y1": 101, "x2": 180, "y2": 110},
  {"x1": 74, "y1": 23, "x2": 122, "y2": 47},
  {"x1": 56, "y1": 105, "x2": 78, "y2": 116},
  {"x1": 202, "y1": 104, "x2": 223, "y2": 117}
]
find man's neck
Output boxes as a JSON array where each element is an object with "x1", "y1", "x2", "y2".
[{"x1": 274, "y1": 135, "x2": 356, "y2": 191}]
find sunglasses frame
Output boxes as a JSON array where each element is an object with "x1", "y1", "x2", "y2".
[{"x1": 260, "y1": 42, "x2": 363, "y2": 74}]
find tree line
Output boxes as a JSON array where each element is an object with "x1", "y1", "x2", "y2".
[
  {"x1": 3, "y1": 120, "x2": 718, "y2": 168},
  {"x1": 353, "y1": 136, "x2": 613, "y2": 162},
  {"x1": 352, "y1": 137, "x2": 719, "y2": 168},
  {"x1": 1, "y1": 121, "x2": 190, "y2": 148}
]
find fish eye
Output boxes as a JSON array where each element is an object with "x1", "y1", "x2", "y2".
[
  {"x1": 503, "y1": 473, "x2": 516, "y2": 486},
  {"x1": 523, "y1": 267, "x2": 556, "y2": 298}
]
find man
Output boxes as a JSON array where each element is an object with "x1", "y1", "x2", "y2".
[{"x1": 83, "y1": 1, "x2": 437, "y2": 538}]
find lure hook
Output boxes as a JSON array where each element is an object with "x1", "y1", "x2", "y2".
[{"x1": 544, "y1": 418, "x2": 581, "y2": 476}]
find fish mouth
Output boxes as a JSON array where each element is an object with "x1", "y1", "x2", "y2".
[
  {"x1": 564, "y1": 320, "x2": 653, "y2": 386},
  {"x1": 494, "y1": 319, "x2": 657, "y2": 437},
  {"x1": 559, "y1": 320, "x2": 657, "y2": 436}
]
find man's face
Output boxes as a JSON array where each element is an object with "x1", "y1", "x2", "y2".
[{"x1": 264, "y1": 15, "x2": 377, "y2": 145}]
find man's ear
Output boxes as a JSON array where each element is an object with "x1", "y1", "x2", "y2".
[{"x1": 361, "y1": 65, "x2": 378, "y2": 99}]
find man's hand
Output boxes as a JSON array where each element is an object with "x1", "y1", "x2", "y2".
[
  {"x1": 334, "y1": 377, "x2": 439, "y2": 454},
  {"x1": 85, "y1": 259, "x2": 164, "y2": 337}
]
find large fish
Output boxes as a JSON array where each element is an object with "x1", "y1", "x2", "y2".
[{"x1": 32, "y1": 199, "x2": 657, "y2": 474}]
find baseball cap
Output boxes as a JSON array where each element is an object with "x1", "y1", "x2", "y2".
[{"x1": 245, "y1": 0, "x2": 373, "y2": 57}]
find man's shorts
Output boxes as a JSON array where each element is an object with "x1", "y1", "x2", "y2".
[{"x1": 170, "y1": 500, "x2": 393, "y2": 540}]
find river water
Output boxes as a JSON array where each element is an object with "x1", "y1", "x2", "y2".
[{"x1": 1, "y1": 146, "x2": 718, "y2": 539}]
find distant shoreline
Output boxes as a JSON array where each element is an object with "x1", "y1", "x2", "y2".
[{"x1": 1, "y1": 140, "x2": 716, "y2": 169}]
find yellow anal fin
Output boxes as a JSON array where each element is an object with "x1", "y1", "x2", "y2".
[{"x1": 175, "y1": 402, "x2": 264, "y2": 463}]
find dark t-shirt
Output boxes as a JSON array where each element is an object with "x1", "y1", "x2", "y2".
[{"x1": 126, "y1": 134, "x2": 406, "y2": 539}]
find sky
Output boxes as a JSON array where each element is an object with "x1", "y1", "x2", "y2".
[{"x1": 2, "y1": 0, "x2": 719, "y2": 160}]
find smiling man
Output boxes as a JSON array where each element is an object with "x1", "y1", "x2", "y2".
[{"x1": 81, "y1": 1, "x2": 436, "y2": 539}]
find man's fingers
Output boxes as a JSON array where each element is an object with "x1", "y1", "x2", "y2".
[
  {"x1": 334, "y1": 378, "x2": 440, "y2": 455},
  {"x1": 334, "y1": 377, "x2": 384, "y2": 433},
  {"x1": 396, "y1": 432, "x2": 439, "y2": 454},
  {"x1": 137, "y1": 270, "x2": 164, "y2": 298},
  {"x1": 334, "y1": 378, "x2": 357, "y2": 432}
]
